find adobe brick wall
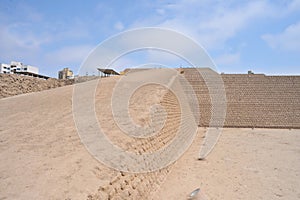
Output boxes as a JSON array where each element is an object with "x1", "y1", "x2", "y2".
[{"x1": 182, "y1": 68, "x2": 300, "y2": 128}]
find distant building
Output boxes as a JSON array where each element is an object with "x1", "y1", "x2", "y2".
[
  {"x1": 0, "y1": 61, "x2": 39, "y2": 74},
  {"x1": 0, "y1": 61, "x2": 49, "y2": 79},
  {"x1": 58, "y1": 68, "x2": 74, "y2": 79},
  {"x1": 10, "y1": 61, "x2": 39, "y2": 74},
  {"x1": 0, "y1": 63, "x2": 11, "y2": 74}
]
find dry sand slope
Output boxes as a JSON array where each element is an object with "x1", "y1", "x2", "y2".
[
  {"x1": 0, "y1": 76, "x2": 299, "y2": 200},
  {"x1": 0, "y1": 82, "x2": 106, "y2": 199}
]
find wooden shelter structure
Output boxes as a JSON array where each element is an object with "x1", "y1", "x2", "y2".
[{"x1": 97, "y1": 68, "x2": 120, "y2": 77}]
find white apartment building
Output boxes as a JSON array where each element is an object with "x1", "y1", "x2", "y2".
[
  {"x1": 0, "y1": 61, "x2": 39, "y2": 74},
  {"x1": 0, "y1": 63, "x2": 11, "y2": 74},
  {"x1": 10, "y1": 61, "x2": 39, "y2": 74}
]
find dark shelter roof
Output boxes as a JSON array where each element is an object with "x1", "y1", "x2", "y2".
[
  {"x1": 15, "y1": 71, "x2": 50, "y2": 79},
  {"x1": 97, "y1": 68, "x2": 120, "y2": 75}
]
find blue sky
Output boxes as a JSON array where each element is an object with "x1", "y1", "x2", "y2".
[{"x1": 0, "y1": 0, "x2": 299, "y2": 77}]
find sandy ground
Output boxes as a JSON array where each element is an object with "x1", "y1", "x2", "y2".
[
  {"x1": 0, "y1": 76, "x2": 299, "y2": 199},
  {"x1": 155, "y1": 128, "x2": 300, "y2": 200},
  {"x1": 0, "y1": 83, "x2": 107, "y2": 200}
]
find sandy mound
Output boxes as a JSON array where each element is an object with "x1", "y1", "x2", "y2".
[
  {"x1": 0, "y1": 74, "x2": 101, "y2": 99},
  {"x1": 0, "y1": 74, "x2": 73, "y2": 99}
]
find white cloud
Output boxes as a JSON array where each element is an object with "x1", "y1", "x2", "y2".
[
  {"x1": 198, "y1": 2, "x2": 268, "y2": 46},
  {"x1": 156, "y1": 8, "x2": 165, "y2": 15},
  {"x1": 262, "y1": 22, "x2": 300, "y2": 52},
  {"x1": 114, "y1": 21, "x2": 125, "y2": 31},
  {"x1": 129, "y1": 0, "x2": 300, "y2": 51},
  {"x1": 129, "y1": 1, "x2": 271, "y2": 50},
  {"x1": 0, "y1": 23, "x2": 48, "y2": 62}
]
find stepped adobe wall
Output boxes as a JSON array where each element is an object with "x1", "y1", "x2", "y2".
[{"x1": 182, "y1": 68, "x2": 300, "y2": 128}]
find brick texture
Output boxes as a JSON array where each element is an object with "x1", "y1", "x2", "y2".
[{"x1": 182, "y1": 68, "x2": 300, "y2": 128}]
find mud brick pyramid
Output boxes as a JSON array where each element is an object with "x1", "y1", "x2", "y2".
[
  {"x1": 182, "y1": 68, "x2": 300, "y2": 128},
  {"x1": 1, "y1": 67, "x2": 300, "y2": 199},
  {"x1": 90, "y1": 68, "x2": 300, "y2": 199}
]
